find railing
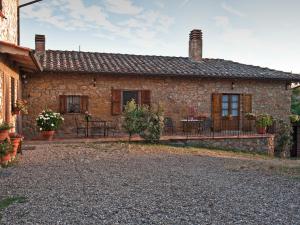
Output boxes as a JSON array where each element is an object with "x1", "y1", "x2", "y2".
[{"x1": 165, "y1": 117, "x2": 275, "y2": 138}]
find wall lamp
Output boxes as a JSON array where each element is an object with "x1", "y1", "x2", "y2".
[{"x1": 231, "y1": 81, "x2": 235, "y2": 90}]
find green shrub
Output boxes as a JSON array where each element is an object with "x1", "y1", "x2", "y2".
[
  {"x1": 122, "y1": 100, "x2": 147, "y2": 141},
  {"x1": 139, "y1": 105, "x2": 164, "y2": 143},
  {"x1": 275, "y1": 120, "x2": 293, "y2": 158}
]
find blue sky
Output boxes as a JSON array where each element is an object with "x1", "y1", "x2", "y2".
[{"x1": 20, "y1": 0, "x2": 300, "y2": 73}]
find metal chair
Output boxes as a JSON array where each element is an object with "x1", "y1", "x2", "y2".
[
  {"x1": 75, "y1": 116, "x2": 86, "y2": 137},
  {"x1": 164, "y1": 117, "x2": 176, "y2": 135}
]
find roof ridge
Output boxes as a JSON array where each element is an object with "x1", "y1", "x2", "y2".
[{"x1": 45, "y1": 49, "x2": 189, "y2": 59}]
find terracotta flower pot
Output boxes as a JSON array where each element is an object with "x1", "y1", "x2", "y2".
[
  {"x1": 257, "y1": 127, "x2": 267, "y2": 134},
  {"x1": 10, "y1": 137, "x2": 21, "y2": 158},
  {"x1": 42, "y1": 130, "x2": 55, "y2": 141},
  {"x1": 1, "y1": 153, "x2": 11, "y2": 165},
  {"x1": 0, "y1": 130, "x2": 9, "y2": 141}
]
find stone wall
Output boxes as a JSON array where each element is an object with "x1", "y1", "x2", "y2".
[
  {"x1": 0, "y1": 0, "x2": 18, "y2": 44},
  {"x1": 176, "y1": 135, "x2": 275, "y2": 156},
  {"x1": 22, "y1": 72, "x2": 291, "y2": 138}
]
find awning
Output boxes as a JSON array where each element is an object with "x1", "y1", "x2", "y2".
[{"x1": 0, "y1": 41, "x2": 42, "y2": 73}]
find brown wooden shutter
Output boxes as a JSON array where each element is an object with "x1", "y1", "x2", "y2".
[
  {"x1": 141, "y1": 90, "x2": 151, "y2": 107},
  {"x1": 212, "y1": 93, "x2": 222, "y2": 131},
  {"x1": 111, "y1": 89, "x2": 122, "y2": 115},
  {"x1": 59, "y1": 95, "x2": 67, "y2": 114},
  {"x1": 242, "y1": 94, "x2": 252, "y2": 131},
  {"x1": 80, "y1": 95, "x2": 89, "y2": 113}
]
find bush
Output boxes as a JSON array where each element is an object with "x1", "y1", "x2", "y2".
[
  {"x1": 122, "y1": 100, "x2": 146, "y2": 141},
  {"x1": 139, "y1": 105, "x2": 164, "y2": 143},
  {"x1": 275, "y1": 120, "x2": 292, "y2": 158}
]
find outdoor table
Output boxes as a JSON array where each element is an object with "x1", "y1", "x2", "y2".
[
  {"x1": 86, "y1": 120, "x2": 109, "y2": 137},
  {"x1": 181, "y1": 119, "x2": 204, "y2": 134}
]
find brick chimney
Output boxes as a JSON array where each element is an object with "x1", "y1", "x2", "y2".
[
  {"x1": 189, "y1": 29, "x2": 202, "y2": 62},
  {"x1": 35, "y1": 34, "x2": 46, "y2": 54}
]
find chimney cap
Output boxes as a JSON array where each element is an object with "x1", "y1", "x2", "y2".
[
  {"x1": 189, "y1": 29, "x2": 202, "y2": 41},
  {"x1": 35, "y1": 34, "x2": 45, "y2": 41}
]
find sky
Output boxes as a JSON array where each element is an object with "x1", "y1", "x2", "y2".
[{"x1": 19, "y1": 0, "x2": 300, "y2": 73}]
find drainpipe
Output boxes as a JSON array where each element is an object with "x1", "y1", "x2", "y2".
[{"x1": 17, "y1": 0, "x2": 43, "y2": 45}]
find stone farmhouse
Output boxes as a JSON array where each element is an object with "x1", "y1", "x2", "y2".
[
  {"x1": 1, "y1": 0, "x2": 300, "y2": 140},
  {"x1": 0, "y1": 0, "x2": 40, "y2": 132}
]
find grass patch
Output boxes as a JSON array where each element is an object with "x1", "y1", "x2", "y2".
[
  {"x1": 0, "y1": 197, "x2": 26, "y2": 210},
  {"x1": 0, "y1": 196, "x2": 27, "y2": 220}
]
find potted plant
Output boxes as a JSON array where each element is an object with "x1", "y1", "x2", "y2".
[
  {"x1": 0, "y1": 122, "x2": 13, "y2": 141},
  {"x1": 225, "y1": 114, "x2": 233, "y2": 120},
  {"x1": 9, "y1": 133, "x2": 23, "y2": 159},
  {"x1": 0, "y1": 140, "x2": 13, "y2": 166},
  {"x1": 13, "y1": 99, "x2": 28, "y2": 115},
  {"x1": 36, "y1": 110, "x2": 64, "y2": 140},
  {"x1": 256, "y1": 114, "x2": 273, "y2": 134},
  {"x1": 289, "y1": 114, "x2": 300, "y2": 123},
  {"x1": 245, "y1": 112, "x2": 256, "y2": 120}
]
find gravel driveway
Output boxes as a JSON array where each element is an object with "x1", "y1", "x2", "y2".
[{"x1": 0, "y1": 142, "x2": 299, "y2": 225}]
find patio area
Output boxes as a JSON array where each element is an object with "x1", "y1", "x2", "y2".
[{"x1": 0, "y1": 142, "x2": 299, "y2": 224}]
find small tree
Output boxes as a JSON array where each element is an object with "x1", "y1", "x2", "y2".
[
  {"x1": 140, "y1": 105, "x2": 164, "y2": 143},
  {"x1": 122, "y1": 100, "x2": 146, "y2": 141},
  {"x1": 275, "y1": 120, "x2": 293, "y2": 158}
]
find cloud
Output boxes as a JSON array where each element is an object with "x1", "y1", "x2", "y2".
[
  {"x1": 180, "y1": 0, "x2": 190, "y2": 7},
  {"x1": 105, "y1": 0, "x2": 143, "y2": 15},
  {"x1": 21, "y1": 0, "x2": 174, "y2": 50},
  {"x1": 221, "y1": 2, "x2": 245, "y2": 17}
]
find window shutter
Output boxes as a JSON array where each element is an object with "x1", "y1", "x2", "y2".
[
  {"x1": 141, "y1": 90, "x2": 151, "y2": 107},
  {"x1": 111, "y1": 89, "x2": 122, "y2": 115},
  {"x1": 59, "y1": 95, "x2": 67, "y2": 114},
  {"x1": 242, "y1": 94, "x2": 252, "y2": 131},
  {"x1": 212, "y1": 93, "x2": 222, "y2": 131},
  {"x1": 80, "y1": 95, "x2": 89, "y2": 113}
]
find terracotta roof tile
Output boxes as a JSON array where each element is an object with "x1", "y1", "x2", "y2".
[{"x1": 38, "y1": 50, "x2": 300, "y2": 81}]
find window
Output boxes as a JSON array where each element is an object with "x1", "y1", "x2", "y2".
[
  {"x1": 11, "y1": 77, "x2": 15, "y2": 112},
  {"x1": 122, "y1": 91, "x2": 139, "y2": 110},
  {"x1": 59, "y1": 95, "x2": 88, "y2": 114},
  {"x1": 67, "y1": 96, "x2": 81, "y2": 113},
  {"x1": 111, "y1": 89, "x2": 151, "y2": 115},
  {"x1": 221, "y1": 94, "x2": 239, "y2": 117}
]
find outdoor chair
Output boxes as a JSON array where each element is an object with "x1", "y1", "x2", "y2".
[
  {"x1": 75, "y1": 116, "x2": 86, "y2": 137},
  {"x1": 164, "y1": 117, "x2": 176, "y2": 135},
  {"x1": 105, "y1": 121, "x2": 118, "y2": 137},
  {"x1": 198, "y1": 117, "x2": 212, "y2": 135}
]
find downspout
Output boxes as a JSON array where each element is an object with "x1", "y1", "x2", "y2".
[{"x1": 17, "y1": 0, "x2": 43, "y2": 45}]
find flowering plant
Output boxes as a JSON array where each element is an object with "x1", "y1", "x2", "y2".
[
  {"x1": 14, "y1": 99, "x2": 28, "y2": 114},
  {"x1": 84, "y1": 111, "x2": 92, "y2": 122},
  {"x1": 36, "y1": 110, "x2": 64, "y2": 131}
]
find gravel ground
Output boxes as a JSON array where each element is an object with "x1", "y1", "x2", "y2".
[{"x1": 0, "y1": 142, "x2": 299, "y2": 225}]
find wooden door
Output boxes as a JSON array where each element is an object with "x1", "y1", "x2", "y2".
[{"x1": 220, "y1": 94, "x2": 240, "y2": 130}]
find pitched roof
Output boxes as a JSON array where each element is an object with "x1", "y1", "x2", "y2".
[{"x1": 38, "y1": 50, "x2": 300, "y2": 81}]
